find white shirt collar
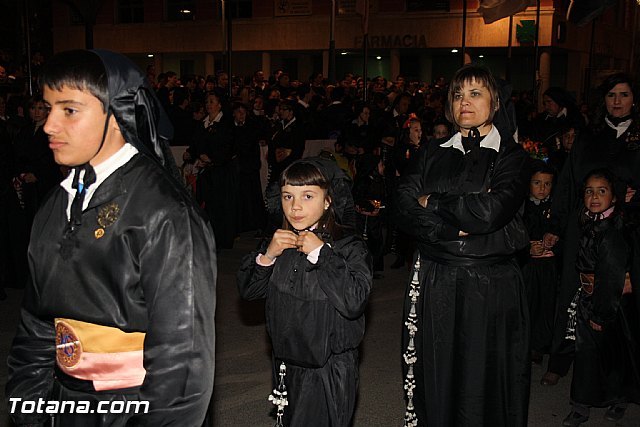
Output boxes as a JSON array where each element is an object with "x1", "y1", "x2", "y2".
[
  {"x1": 60, "y1": 143, "x2": 139, "y2": 220},
  {"x1": 440, "y1": 125, "x2": 501, "y2": 154},
  {"x1": 282, "y1": 116, "x2": 297, "y2": 130},
  {"x1": 605, "y1": 116, "x2": 633, "y2": 138},
  {"x1": 557, "y1": 107, "x2": 567, "y2": 118},
  {"x1": 203, "y1": 111, "x2": 223, "y2": 127}
]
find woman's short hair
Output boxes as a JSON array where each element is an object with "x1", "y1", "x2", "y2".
[
  {"x1": 598, "y1": 72, "x2": 635, "y2": 97},
  {"x1": 39, "y1": 50, "x2": 109, "y2": 112},
  {"x1": 445, "y1": 64, "x2": 500, "y2": 126}
]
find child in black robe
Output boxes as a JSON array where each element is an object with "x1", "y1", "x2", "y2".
[
  {"x1": 522, "y1": 160, "x2": 558, "y2": 363},
  {"x1": 563, "y1": 168, "x2": 640, "y2": 426},
  {"x1": 237, "y1": 157, "x2": 372, "y2": 427},
  {"x1": 353, "y1": 153, "x2": 386, "y2": 276}
]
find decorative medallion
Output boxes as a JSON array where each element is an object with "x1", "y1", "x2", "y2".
[
  {"x1": 95, "y1": 203, "x2": 120, "y2": 239},
  {"x1": 56, "y1": 321, "x2": 82, "y2": 368}
]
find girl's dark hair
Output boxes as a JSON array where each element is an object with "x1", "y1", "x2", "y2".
[
  {"x1": 39, "y1": 50, "x2": 108, "y2": 112},
  {"x1": 582, "y1": 168, "x2": 616, "y2": 197},
  {"x1": 446, "y1": 64, "x2": 500, "y2": 127},
  {"x1": 279, "y1": 162, "x2": 340, "y2": 240},
  {"x1": 529, "y1": 159, "x2": 555, "y2": 177}
]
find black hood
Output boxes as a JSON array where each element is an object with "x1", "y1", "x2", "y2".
[{"x1": 91, "y1": 49, "x2": 179, "y2": 179}]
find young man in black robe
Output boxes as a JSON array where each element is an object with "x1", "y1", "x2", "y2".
[{"x1": 5, "y1": 49, "x2": 216, "y2": 427}]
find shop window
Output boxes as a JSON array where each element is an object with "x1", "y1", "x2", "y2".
[
  {"x1": 406, "y1": 0, "x2": 450, "y2": 12},
  {"x1": 69, "y1": 5, "x2": 84, "y2": 25},
  {"x1": 217, "y1": 0, "x2": 252, "y2": 19},
  {"x1": 118, "y1": 0, "x2": 144, "y2": 23},
  {"x1": 229, "y1": 0, "x2": 252, "y2": 19},
  {"x1": 167, "y1": 0, "x2": 195, "y2": 21}
]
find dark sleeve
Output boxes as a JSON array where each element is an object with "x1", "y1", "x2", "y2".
[
  {"x1": 310, "y1": 239, "x2": 372, "y2": 320},
  {"x1": 290, "y1": 125, "x2": 306, "y2": 161},
  {"x1": 393, "y1": 145, "x2": 459, "y2": 241},
  {"x1": 591, "y1": 231, "x2": 629, "y2": 326},
  {"x1": 127, "y1": 206, "x2": 216, "y2": 426},
  {"x1": 236, "y1": 249, "x2": 274, "y2": 301},
  {"x1": 427, "y1": 141, "x2": 529, "y2": 235},
  {"x1": 5, "y1": 304, "x2": 56, "y2": 427}
]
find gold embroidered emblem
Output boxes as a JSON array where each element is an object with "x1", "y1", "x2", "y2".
[
  {"x1": 56, "y1": 321, "x2": 82, "y2": 368},
  {"x1": 96, "y1": 203, "x2": 120, "y2": 235}
]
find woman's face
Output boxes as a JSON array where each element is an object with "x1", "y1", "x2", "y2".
[
  {"x1": 409, "y1": 121, "x2": 422, "y2": 145},
  {"x1": 605, "y1": 83, "x2": 633, "y2": 118},
  {"x1": 543, "y1": 95, "x2": 561, "y2": 116},
  {"x1": 561, "y1": 128, "x2": 575, "y2": 152},
  {"x1": 359, "y1": 107, "x2": 370, "y2": 123},
  {"x1": 452, "y1": 78, "x2": 494, "y2": 136},
  {"x1": 584, "y1": 176, "x2": 615, "y2": 214},
  {"x1": 205, "y1": 94, "x2": 221, "y2": 116}
]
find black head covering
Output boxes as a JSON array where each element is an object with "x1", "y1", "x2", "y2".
[
  {"x1": 91, "y1": 49, "x2": 180, "y2": 181},
  {"x1": 264, "y1": 156, "x2": 355, "y2": 231},
  {"x1": 59, "y1": 50, "x2": 181, "y2": 259}
]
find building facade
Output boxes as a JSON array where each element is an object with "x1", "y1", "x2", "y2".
[{"x1": 51, "y1": 0, "x2": 639, "y2": 103}]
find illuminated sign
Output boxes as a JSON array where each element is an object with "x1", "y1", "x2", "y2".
[{"x1": 354, "y1": 34, "x2": 428, "y2": 48}]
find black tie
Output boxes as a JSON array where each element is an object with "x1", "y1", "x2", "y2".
[{"x1": 60, "y1": 164, "x2": 97, "y2": 259}]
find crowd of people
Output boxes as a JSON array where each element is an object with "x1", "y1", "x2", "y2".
[{"x1": 1, "y1": 48, "x2": 639, "y2": 427}]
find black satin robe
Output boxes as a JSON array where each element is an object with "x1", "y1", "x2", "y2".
[
  {"x1": 571, "y1": 212, "x2": 640, "y2": 407},
  {"x1": 6, "y1": 153, "x2": 217, "y2": 427},
  {"x1": 394, "y1": 132, "x2": 531, "y2": 426},
  {"x1": 237, "y1": 235, "x2": 371, "y2": 426}
]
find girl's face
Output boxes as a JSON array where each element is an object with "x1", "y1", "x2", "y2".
[
  {"x1": 409, "y1": 121, "x2": 422, "y2": 145},
  {"x1": 584, "y1": 176, "x2": 615, "y2": 214},
  {"x1": 30, "y1": 101, "x2": 48, "y2": 124},
  {"x1": 433, "y1": 124, "x2": 449, "y2": 140},
  {"x1": 282, "y1": 184, "x2": 329, "y2": 231},
  {"x1": 530, "y1": 172, "x2": 553, "y2": 201},
  {"x1": 605, "y1": 83, "x2": 633, "y2": 118}
]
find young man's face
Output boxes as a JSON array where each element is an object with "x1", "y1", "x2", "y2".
[{"x1": 43, "y1": 85, "x2": 123, "y2": 167}]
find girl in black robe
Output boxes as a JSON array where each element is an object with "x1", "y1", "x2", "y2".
[
  {"x1": 541, "y1": 73, "x2": 640, "y2": 386},
  {"x1": 395, "y1": 65, "x2": 530, "y2": 426},
  {"x1": 237, "y1": 158, "x2": 371, "y2": 427},
  {"x1": 562, "y1": 169, "x2": 640, "y2": 426},
  {"x1": 522, "y1": 160, "x2": 558, "y2": 363}
]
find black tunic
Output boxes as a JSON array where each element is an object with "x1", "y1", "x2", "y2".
[
  {"x1": 522, "y1": 197, "x2": 558, "y2": 354},
  {"x1": 571, "y1": 212, "x2": 640, "y2": 407},
  {"x1": 233, "y1": 119, "x2": 266, "y2": 232},
  {"x1": 394, "y1": 128, "x2": 531, "y2": 426},
  {"x1": 192, "y1": 117, "x2": 238, "y2": 249},
  {"x1": 237, "y1": 235, "x2": 371, "y2": 426},
  {"x1": 6, "y1": 153, "x2": 217, "y2": 426}
]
